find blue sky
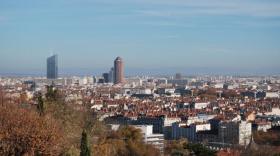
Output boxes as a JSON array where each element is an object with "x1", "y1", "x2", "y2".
[{"x1": 0, "y1": 0, "x2": 280, "y2": 75}]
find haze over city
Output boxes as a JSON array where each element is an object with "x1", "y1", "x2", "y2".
[{"x1": 1, "y1": 0, "x2": 280, "y2": 76}]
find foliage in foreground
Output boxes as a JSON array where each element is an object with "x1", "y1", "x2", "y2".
[
  {"x1": 93, "y1": 126, "x2": 160, "y2": 156},
  {"x1": 0, "y1": 86, "x2": 160, "y2": 156},
  {"x1": 0, "y1": 105, "x2": 64, "y2": 155},
  {"x1": 165, "y1": 139, "x2": 216, "y2": 156}
]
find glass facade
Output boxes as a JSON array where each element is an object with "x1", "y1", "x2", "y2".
[{"x1": 47, "y1": 54, "x2": 58, "y2": 79}]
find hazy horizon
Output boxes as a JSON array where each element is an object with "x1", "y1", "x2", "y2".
[{"x1": 0, "y1": 66, "x2": 279, "y2": 77}]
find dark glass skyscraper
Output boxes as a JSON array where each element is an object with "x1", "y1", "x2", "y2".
[
  {"x1": 114, "y1": 57, "x2": 124, "y2": 84},
  {"x1": 47, "y1": 54, "x2": 58, "y2": 79},
  {"x1": 109, "y1": 67, "x2": 114, "y2": 83},
  {"x1": 103, "y1": 73, "x2": 109, "y2": 83}
]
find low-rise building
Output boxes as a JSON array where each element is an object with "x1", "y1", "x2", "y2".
[
  {"x1": 172, "y1": 122, "x2": 211, "y2": 142},
  {"x1": 219, "y1": 121, "x2": 252, "y2": 146}
]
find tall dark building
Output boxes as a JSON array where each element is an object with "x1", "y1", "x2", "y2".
[
  {"x1": 114, "y1": 57, "x2": 124, "y2": 84},
  {"x1": 108, "y1": 67, "x2": 114, "y2": 83},
  {"x1": 103, "y1": 73, "x2": 109, "y2": 83},
  {"x1": 47, "y1": 54, "x2": 58, "y2": 79}
]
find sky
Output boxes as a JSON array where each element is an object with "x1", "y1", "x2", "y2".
[{"x1": 0, "y1": 0, "x2": 280, "y2": 76}]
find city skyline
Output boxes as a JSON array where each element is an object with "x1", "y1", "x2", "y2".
[
  {"x1": 1, "y1": 0, "x2": 280, "y2": 76},
  {"x1": 0, "y1": 64, "x2": 279, "y2": 77}
]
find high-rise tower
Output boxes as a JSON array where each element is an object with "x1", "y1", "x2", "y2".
[
  {"x1": 114, "y1": 57, "x2": 124, "y2": 84},
  {"x1": 108, "y1": 67, "x2": 114, "y2": 83},
  {"x1": 47, "y1": 54, "x2": 58, "y2": 79}
]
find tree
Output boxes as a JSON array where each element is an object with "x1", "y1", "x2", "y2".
[
  {"x1": 37, "y1": 92, "x2": 45, "y2": 116},
  {"x1": 93, "y1": 126, "x2": 160, "y2": 156},
  {"x1": 186, "y1": 143, "x2": 216, "y2": 156},
  {"x1": 118, "y1": 126, "x2": 143, "y2": 142},
  {"x1": 80, "y1": 130, "x2": 91, "y2": 156},
  {"x1": 46, "y1": 85, "x2": 58, "y2": 101},
  {"x1": 0, "y1": 104, "x2": 64, "y2": 155},
  {"x1": 93, "y1": 137, "x2": 127, "y2": 156},
  {"x1": 43, "y1": 88, "x2": 88, "y2": 155},
  {"x1": 165, "y1": 139, "x2": 190, "y2": 156}
]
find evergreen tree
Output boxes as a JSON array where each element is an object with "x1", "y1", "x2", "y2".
[
  {"x1": 80, "y1": 130, "x2": 91, "y2": 156},
  {"x1": 46, "y1": 85, "x2": 58, "y2": 101},
  {"x1": 37, "y1": 92, "x2": 44, "y2": 116}
]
